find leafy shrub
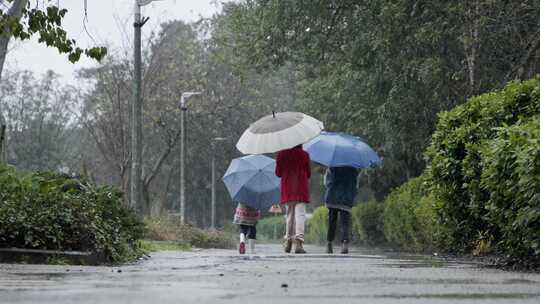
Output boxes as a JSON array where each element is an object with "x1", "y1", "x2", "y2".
[
  {"x1": 383, "y1": 176, "x2": 451, "y2": 252},
  {"x1": 426, "y1": 76, "x2": 540, "y2": 249},
  {"x1": 144, "y1": 217, "x2": 178, "y2": 241},
  {"x1": 137, "y1": 239, "x2": 189, "y2": 252},
  {"x1": 306, "y1": 203, "x2": 386, "y2": 245},
  {"x1": 144, "y1": 217, "x2": 235, "y2": 249},
  {"x1": 481, "y1": 117, "x2": 540, "y2": 261},
  {"x1": 182, "y1": 225, "x2": 235, "y2": 249},
  {"x1": 0, "y1": 166, "x2": 145, "y2": 263},
  {"x1": 257, "y1": 215, "x2": 286, "y2": 240},
  {"x1": 305, "y1": 206, "x2": 328, "y2": 244},
  {"x1": 351, "y1": 200, "x2": 385, "y2": 245}
]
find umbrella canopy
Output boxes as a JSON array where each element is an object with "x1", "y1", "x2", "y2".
[
  {"x1": 304, "y1": 131, "x2": 381, "y2": 168},
  {"x1": 236, "y1": 112, "x2": 324, "y2": 154},
  {"x1": 222, "y1": 154, "x2": 280, "y2": 209}
]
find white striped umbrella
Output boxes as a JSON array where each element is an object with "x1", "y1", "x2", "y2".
[{"x1": 236, "y1": 112, "x2": 324, "y2": 154}]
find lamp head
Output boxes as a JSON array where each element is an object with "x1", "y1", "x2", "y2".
[
  {"x1": 182, "y1": 92, "x2": 201, "y2": 98},
  {"x1": 180, "y1": 92, "x2": 201, "y2": 110},
  {"x1": 137, "y1": 0, "x2": 163, "y2": 7}
]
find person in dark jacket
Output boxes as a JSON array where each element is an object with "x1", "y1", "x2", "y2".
[
  {"x1": 324, "y1": 166, "x2": 359, "y2": 254},
  {"x1": 275, "y1": 145, "x2": 311, "y2": 254}
]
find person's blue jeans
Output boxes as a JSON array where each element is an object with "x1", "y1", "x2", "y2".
[{"x1": 240, "y1": 224, "x2": 257, "y2": 240}]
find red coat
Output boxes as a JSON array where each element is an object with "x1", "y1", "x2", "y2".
[{"x1": 275, "y1": 145, "x2": 311, "y2": 204}]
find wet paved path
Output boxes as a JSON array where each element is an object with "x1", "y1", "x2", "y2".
[{"x1": 1, "y1": 244, "x2": 539, "y2": 303}]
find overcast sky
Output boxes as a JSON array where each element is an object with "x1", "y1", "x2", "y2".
[{"x1": 5, "y1": 0, "x2": 224, "y2": 85}]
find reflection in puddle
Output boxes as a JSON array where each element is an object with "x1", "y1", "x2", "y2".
[
  {"x1": 378, "y1": 261, "x2": 448, "y2": 269},
  {"x1": 378, "y1": 292, "x2": 540, "y2": 299},
  {"x1": 284, "y1": 293, "x2": 540, "y2": 300}
]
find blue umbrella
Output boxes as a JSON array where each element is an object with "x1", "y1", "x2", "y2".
[
  {"x1": 222, "y1": 155, "x2": 280, "y2": 210},
  {"x1": 303, "y1": 131, "x2": 381, "y2": 168}
]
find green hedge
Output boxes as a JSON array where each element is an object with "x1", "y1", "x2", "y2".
[
  {"x1": 305, "y1": 203, "x2": 386, "y2": 245},
  {"x1": 424, "y1": 76, "x2": 540, "y2": 262},
  {"x1": 257, "y1": 215, "x2": 286, "y2": 240},
  {"x1": 351, "y1": 200, "x2": 385, "y2": 245},
  {"x1": 383, "y1": 176, "x2": 451, "y2": 252},
  {"x1": 481, "y1": 117, "x2": 540, "y2": 260},
  {"x1": 144, "y1": 217, "x2": 235, "y2": 248},
  {"x1": 0, "y1": 166, "x2": 145, "y2": 263},
  {"x1": 305, "y1": 206, "x2": 328, "y2": 244},
  {"x1": 426, "y1": 76, "x2": 540, "y2": 250}
]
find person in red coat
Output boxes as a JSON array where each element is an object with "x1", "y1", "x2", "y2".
[{"x1": 275, "y1": 145, "x2": 311, "y2": 254}]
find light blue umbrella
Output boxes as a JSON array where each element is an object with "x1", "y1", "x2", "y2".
[
  {"x1": 303, "y1": 131, "x2": 381, "y2": 168},
  {"x1": 222, "y1": 155, "x2": 280, "y2": 210}
]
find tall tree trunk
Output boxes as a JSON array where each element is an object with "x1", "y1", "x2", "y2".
[
  {"x1": 140, "y1": 129, "x2": 181, "y2": 216},
  {"x1": 0, "y1": 0, "x2": 28, "y2": 80},
  {"x1": 510, "y1": 29, "x2": 540, "y2": 81},
  {"x1": 0, "y1": 125, "x2": 6, "y2": 163},
  {"x1": 0, "y1": 0, "x2": 29, "y2": 163},
  {"x1": 141, "y1": 184, "x2": 151, "y2": 216},
  {"x1": 463, "y1": 0, "x2": 480, "y2": 95},
  {"x1": 153, "y1": 165, "x2": 174, "y2": 217},
  {"x1": 120, "y1": 166, "x2": 130, "y2": 207}
]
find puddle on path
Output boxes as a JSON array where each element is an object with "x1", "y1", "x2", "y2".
[
  {"x1": 378, "y1": 292, "x2": 540, "y2": 299},
  {"x1": 11, "y1": 272, "x2": 71, "y2": 277},
  {"x1": 280, "y1": 292, "x2": 540, "y2": 300},
  {"x1": 378, "y1": 261, "x2": 449, "y2": 269},
  {"x1": 227, "y1": 254, "x2": 387, "y2": 261}
]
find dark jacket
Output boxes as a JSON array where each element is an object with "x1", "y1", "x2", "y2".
[
  {"x1": 324, "y1": 167, "x2": 359, "y2": 209},
  {"x1": 275, "y1": 145, "x2": 311, "y2": 204}
]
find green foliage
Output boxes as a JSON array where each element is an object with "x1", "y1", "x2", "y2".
[
  {"x1": 0, "y1": 165, "x2": 145, "y2": 263},
  {"x1": 426, "y1": 76, "x2": 540, "y2": 250},
  {"x1": 379, "y1": 76, "x2": 539, "y2": 264},
  {"x1": 305, "y1": 206, "x2": 328, "y2": 244},
  {"x1": 383, "y1": 177, "x2": 424, "y2": 250},
  {"x1": 0, "y1": 0, "x2": 107, "y2": 62},
  {"x1": 179, "y1": 225, "x2": 235, "y2": 249},
  {"x1": 137, "y1": 240, "x2": 189, "y2": 252},
  {"x1": 383, "y1": 176, "x2": 451, "y2": 252},
  {"x1": 257, "y1": 215, "x2": 286, "y2": 240},
  {"x1": 224, "y1": 0, "x2": 540, "y2": 200},
  {"x1": 305, "y1": 203, "x2": 386, "y2": 245},
  {"x1": 351, "y1": 201, "x2": 385, "y2": 245},
  {"x1": 46, "y1": 255, "x2": 71, "y2": 265},
  {"x1": 481, "y1": 117, "x2": 540, "y2": 261},
  {"x1": 143, "y1": 217, "x2": 179, "y2": 241},
  {"x1": 143, "y1": 217, "x2": 235, "y2": 249}
]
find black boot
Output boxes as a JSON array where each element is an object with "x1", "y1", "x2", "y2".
[
  {"x1": 326, "y1": 242, "x2": 333, "y2": 254},
  {"x1": 341, "y1": 241, "x2": 349, "y2": 254}
]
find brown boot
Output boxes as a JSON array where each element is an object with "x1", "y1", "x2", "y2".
[
  {"x1": 294, "y1": 239, "x2": 306, "y2": 254},
  {"x1": 341, "y1": 241, "x2": 349, "y2": 254},
  {"x1": 284, "y1": 239, "x2": 292, "y2": 253}
]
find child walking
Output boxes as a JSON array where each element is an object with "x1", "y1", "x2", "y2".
[
  {"x1": 275, "y1": 145, "x2": 311, "y2": 254},
  {"x1": 324, "y1": 166, "x2": 359, "y2": 254},
  {"x1": 233, "y1": 203, "x2": 261, "y2": 254}
]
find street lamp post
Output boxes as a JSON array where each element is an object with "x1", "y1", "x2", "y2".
[
  {"x1": 130, "y1": 0, "x2": 162, "y2": 210},
  {"x1": 179, "y1": 92, "x2": 201, "y2": 224},
  {"x1": 210, "y1": 137, "x2": 227, "y2": 229}
]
